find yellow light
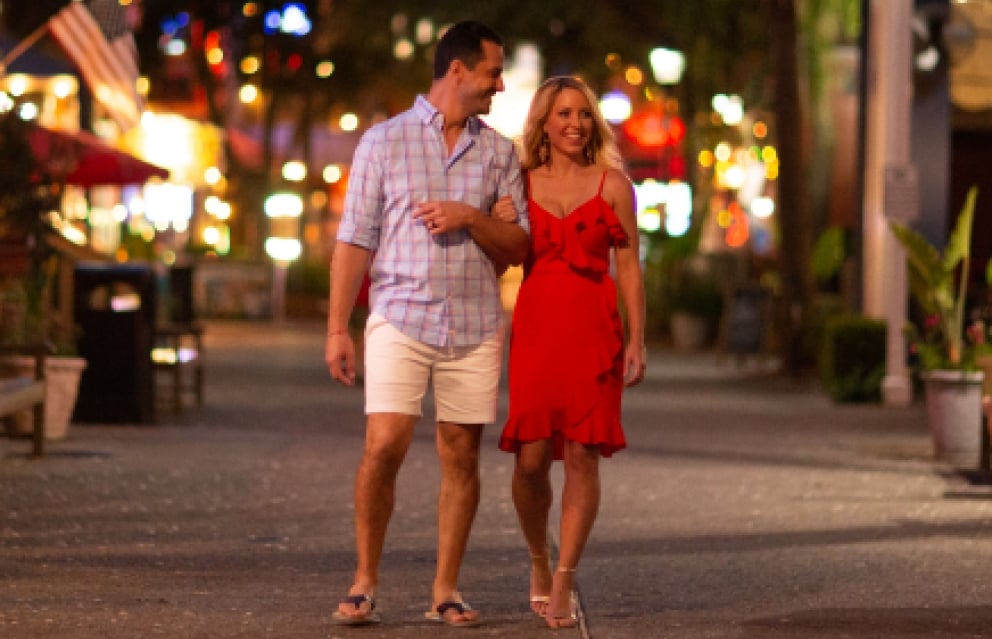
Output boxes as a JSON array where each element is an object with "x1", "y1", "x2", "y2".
[
  {"x1": 323, "y1": 164, "x2": 343, "y2": 183},
  {"x1": 765, "y1": 161, "x2": 779, "y2": 180},
  {"x1": 761, "y1": 145, "x2": 777, "y2": 162},
  {"x1": 717, "y1": 209, "x2": 732, "y2": 228},
  {"x1": 714, "y1": 142, "x2": 732, "y2": 162},
  {"x1": 7, "y1": 74, "x2": 28, "y2": 96},
  {"x1": 637, "y1": 208, "x2": 662, "y2": 233},
  {"x1": 316, "y1": 60, "x2": 335, "y2": 78},
  {"x1": 136, "y1": 76, "x2": 150, "y2": 96},
  {"x1": 394, "y1": 39, "x2": 414, "y2": 60},
  {"x1": 204, "y1": 166, "x2": 222, "y2": 185},
  {"x1": 724, "y1": 165, "x2": 745, "y2": 190},
  {"x1": 52, "y1": 76, "x2": 76, "y2": 99},
  {"x1": 203, "y1": 225, "x2": 220, "y2": 245},
  {"x1": 239, "y1": 84, "x2": 258, "y2": 103},
  {"x1": 206, "y1": 47, "x2": 224, "y2": 66},
  {"x1": 282, "y1": 161, "x2": 307, "y2": 182},
  {"x1": 624, "y1": 66, "x2": 644, "y2": 86},
  {"x1": 265, "y1": 237, "x2": 302, "y2": 262},
  {"x1": 241, "y1": 56, "x2": 261, "y2": 75},
  {"x1": 339, "y1": 113, "x2": 359, "y2": 131},
  {"x1": 698, "y1": 150, "x2": 714, "y2": 168},
  {"x1": 204, "y1": 195, "x2": 223, "y2": 214},
  {"x1": 243, "y1": 2, "x2": 259, "y2": 17},
  {"x1": 265, "y1": 193, "x2": 304, "y2": 218}
]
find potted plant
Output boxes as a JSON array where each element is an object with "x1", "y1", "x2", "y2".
[
  {"x1": 890, "y1": 186, "x2": 990, "y2": 468},
  {"x1": 668, "y1": 270, "x2": 724, "y2": 351},
  {"x1": 0, "y1": 111, "x2": 87, "y2": 441}
]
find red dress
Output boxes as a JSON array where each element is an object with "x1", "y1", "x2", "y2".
[{"x1": 499, "y1": 172, "x2": 629, "y2": 459}]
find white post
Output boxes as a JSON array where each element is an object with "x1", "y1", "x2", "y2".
[{"x1": 864, "y1": 0, "x2": 914, "y2": 406}]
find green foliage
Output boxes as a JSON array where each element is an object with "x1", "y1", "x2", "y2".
[
  {"x1": 669, "y1": 273, "x2": 724, "y2": 320},
  {"x1": 811, "y1": 226, "x2": 846, "y2": 284},
  {"x1": 286, "y1": 261, "x2": 330, "y2": 297},
  {"x1": 820, "y1": 314, "x2": 886, "y2": 403},
  {"x1": 0, "y1": 112, "x2": 71, "y2": 353},
  {"x1": 890, "y1": 186, "x2": 978, "y2": 370}
]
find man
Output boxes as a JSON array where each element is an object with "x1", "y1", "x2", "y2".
[{"x1": 325, "y1": 20, "x2": 530, "y2": 627}]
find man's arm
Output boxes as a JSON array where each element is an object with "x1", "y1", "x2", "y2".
[
  {"x1": 412, "y1": 202, "x2": 529, "y2": 267},
  {"x1": 325, "y1": 241, "x2": 372, "y2": 386}
]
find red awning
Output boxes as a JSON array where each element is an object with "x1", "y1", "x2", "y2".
[{"x1": 27, "y1": 125, "x2": 170, "y2": 188}]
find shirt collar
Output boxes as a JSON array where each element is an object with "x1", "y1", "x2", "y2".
[{"x1": 414, "y1": 95, "x2": 481, "y2": 135}]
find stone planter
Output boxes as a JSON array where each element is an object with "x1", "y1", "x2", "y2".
[
  {"x1": 670, "y1": 312, "x2": 712, "y2": 352},
  {"x1": 0, "y1": 356, "x2": 87, "y2": 441},
  {"x1": 921, "y1": 369, "x2": 985, "y2": 469}
]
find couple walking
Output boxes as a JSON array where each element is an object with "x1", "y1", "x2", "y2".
[{"x1": 324, "y1": 20, "x2": 646, "y2": 629}]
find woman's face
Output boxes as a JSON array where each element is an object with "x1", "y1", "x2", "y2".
[{"x1": 542, "y1": 87, "x2": 594, "y2": 159}]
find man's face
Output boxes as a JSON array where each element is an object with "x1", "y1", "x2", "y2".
[{"x1": 459, "y1": 40, "x2": 505, "y2": 116}]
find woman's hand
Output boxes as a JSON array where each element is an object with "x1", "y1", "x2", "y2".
[
  {"x1": 623, "y1": 342, "x2": 647, "y2": 387},
  {"x1": 490, "y1": 195, "x2": 517, "y2": 223}
]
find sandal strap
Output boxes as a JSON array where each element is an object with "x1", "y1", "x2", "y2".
[
  {"x1": 342, "y1": 594, "x2": 375, "y2": 610},
  {"x1": 436, "y1": 600, "x2": 472, "y2": 615}
]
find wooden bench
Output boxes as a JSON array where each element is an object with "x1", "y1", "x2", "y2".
[{"x1": 0, "y1": 345, "x2": 48, "y2": 458}]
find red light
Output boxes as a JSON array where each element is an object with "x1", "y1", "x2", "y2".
[
  {"x1": 623, "y1": 112, "x2": 686, "y2": 149},
  {"x1": 623, "y1": 112, "x2": 668, "y2": 148},
  {"x1": 287, "y1": 53, "x2": 303, "y2": 72},
  {"x1": 667, "y1": 116, "x2": 686, "y2": 144}
]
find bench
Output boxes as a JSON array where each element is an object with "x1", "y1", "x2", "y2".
[{"x1": 0, "y1": 345, "x2": 48, "y2": 458}]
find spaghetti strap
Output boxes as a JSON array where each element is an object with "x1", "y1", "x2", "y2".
[{"x1": 597, "y1": 170, "x2": 608, "y2": 194}]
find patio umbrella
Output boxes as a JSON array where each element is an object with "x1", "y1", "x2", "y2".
[{"x1": 27, "y1": 125, "x2": 169, "y2": 188}]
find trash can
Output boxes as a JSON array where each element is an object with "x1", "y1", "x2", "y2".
[{"x1": 72, "y1": 262, "x2": 157, "y2": 423}]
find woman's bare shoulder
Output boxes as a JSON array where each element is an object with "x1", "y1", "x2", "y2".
[{"x1": 602, "y1": 167, "x2": 634, "y2": 200}]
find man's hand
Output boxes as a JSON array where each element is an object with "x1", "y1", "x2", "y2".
[
  {"x1": 326, "y1": 332, "x2": 357, "y2": 386},
  {"x1": 412, "y1": 201, "x2": 474, "y2": 235}
]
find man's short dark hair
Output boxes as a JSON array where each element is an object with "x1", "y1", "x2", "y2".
[{"x1": 433, "y1": 21, "x2": 504, "y2": 79}]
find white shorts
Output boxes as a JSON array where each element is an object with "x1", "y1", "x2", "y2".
[{"x1": 363, "y1": 313, "x2": 505, "y2": 424}]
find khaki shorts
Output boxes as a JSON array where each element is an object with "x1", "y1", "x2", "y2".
[{"x1": 363, "y1": 313, "x2": 505, "y2": 424}]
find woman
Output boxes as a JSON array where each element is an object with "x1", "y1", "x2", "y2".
[{"x1": 495, "y1": 76, "x2": 646, "y2": 629}]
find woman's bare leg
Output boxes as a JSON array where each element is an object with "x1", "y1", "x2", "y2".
[{"x1": 512, "y1": 440, "x2": 554, "y2": 614}]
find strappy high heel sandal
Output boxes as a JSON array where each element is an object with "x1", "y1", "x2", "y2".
[
  {"x1": 546, "y1": 567, "x2": 578, "y2": 629},
  {"x1": 529, "y1": 552, "x2": 552, "y2": 616}
]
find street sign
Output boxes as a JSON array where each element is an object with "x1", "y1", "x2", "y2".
[{"x1": 883, "y1": 164, "x2": 919, "y2": 221}]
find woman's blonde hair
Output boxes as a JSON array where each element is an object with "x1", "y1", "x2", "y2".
[{"x1": 520, "y1": 75, "x2": 623, "y2": 171}]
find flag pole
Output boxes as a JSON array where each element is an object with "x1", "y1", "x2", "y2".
[{"x1": 0, "y1": 22, "x2": 50, "y2": 75}]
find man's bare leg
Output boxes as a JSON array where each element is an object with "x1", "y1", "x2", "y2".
[
  {"x1": 430, "y1": 420, "x2": 483, "y2": 624},
  {"x1": 336, "y1": 412, "x2": 417, "y2": 620}
]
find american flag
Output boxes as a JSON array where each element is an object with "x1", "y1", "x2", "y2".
[{"x1": 47, "y1": 0, "x2": 141, "y2": 132}]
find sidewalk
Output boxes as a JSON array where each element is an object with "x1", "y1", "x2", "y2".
[{"x1": 2, "y1": 320, "x2": 991, "y2": 638}]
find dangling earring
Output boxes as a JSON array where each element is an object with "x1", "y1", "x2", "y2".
[
  {"x1": 584, "y1": 144, "x2": 595, "y2": 165},
  {"x1": 538, "y1": 133, "x2": 550, "y2": 166}
]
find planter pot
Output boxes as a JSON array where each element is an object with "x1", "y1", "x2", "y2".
[
  {"x1": 670, "y1": 312, "x2": 712, "y2": 352},
  {"x1": 0, "y1": 356, "x2": 87, "y2": 441},
  {"x1": 978, "y1": 354, "x2": 992, "y2": 397},
  {"x1": 921, "y1": 369, "x2": 985, "y2": 469}
]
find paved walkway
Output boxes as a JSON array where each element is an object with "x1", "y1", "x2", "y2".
[{"x1": 2, "y1": 320, "x2": 991, "y2": 638}]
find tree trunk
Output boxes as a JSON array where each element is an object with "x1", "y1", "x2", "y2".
[{"x1": 769, "y1": 0, "x2": 815, "y2": 376}]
